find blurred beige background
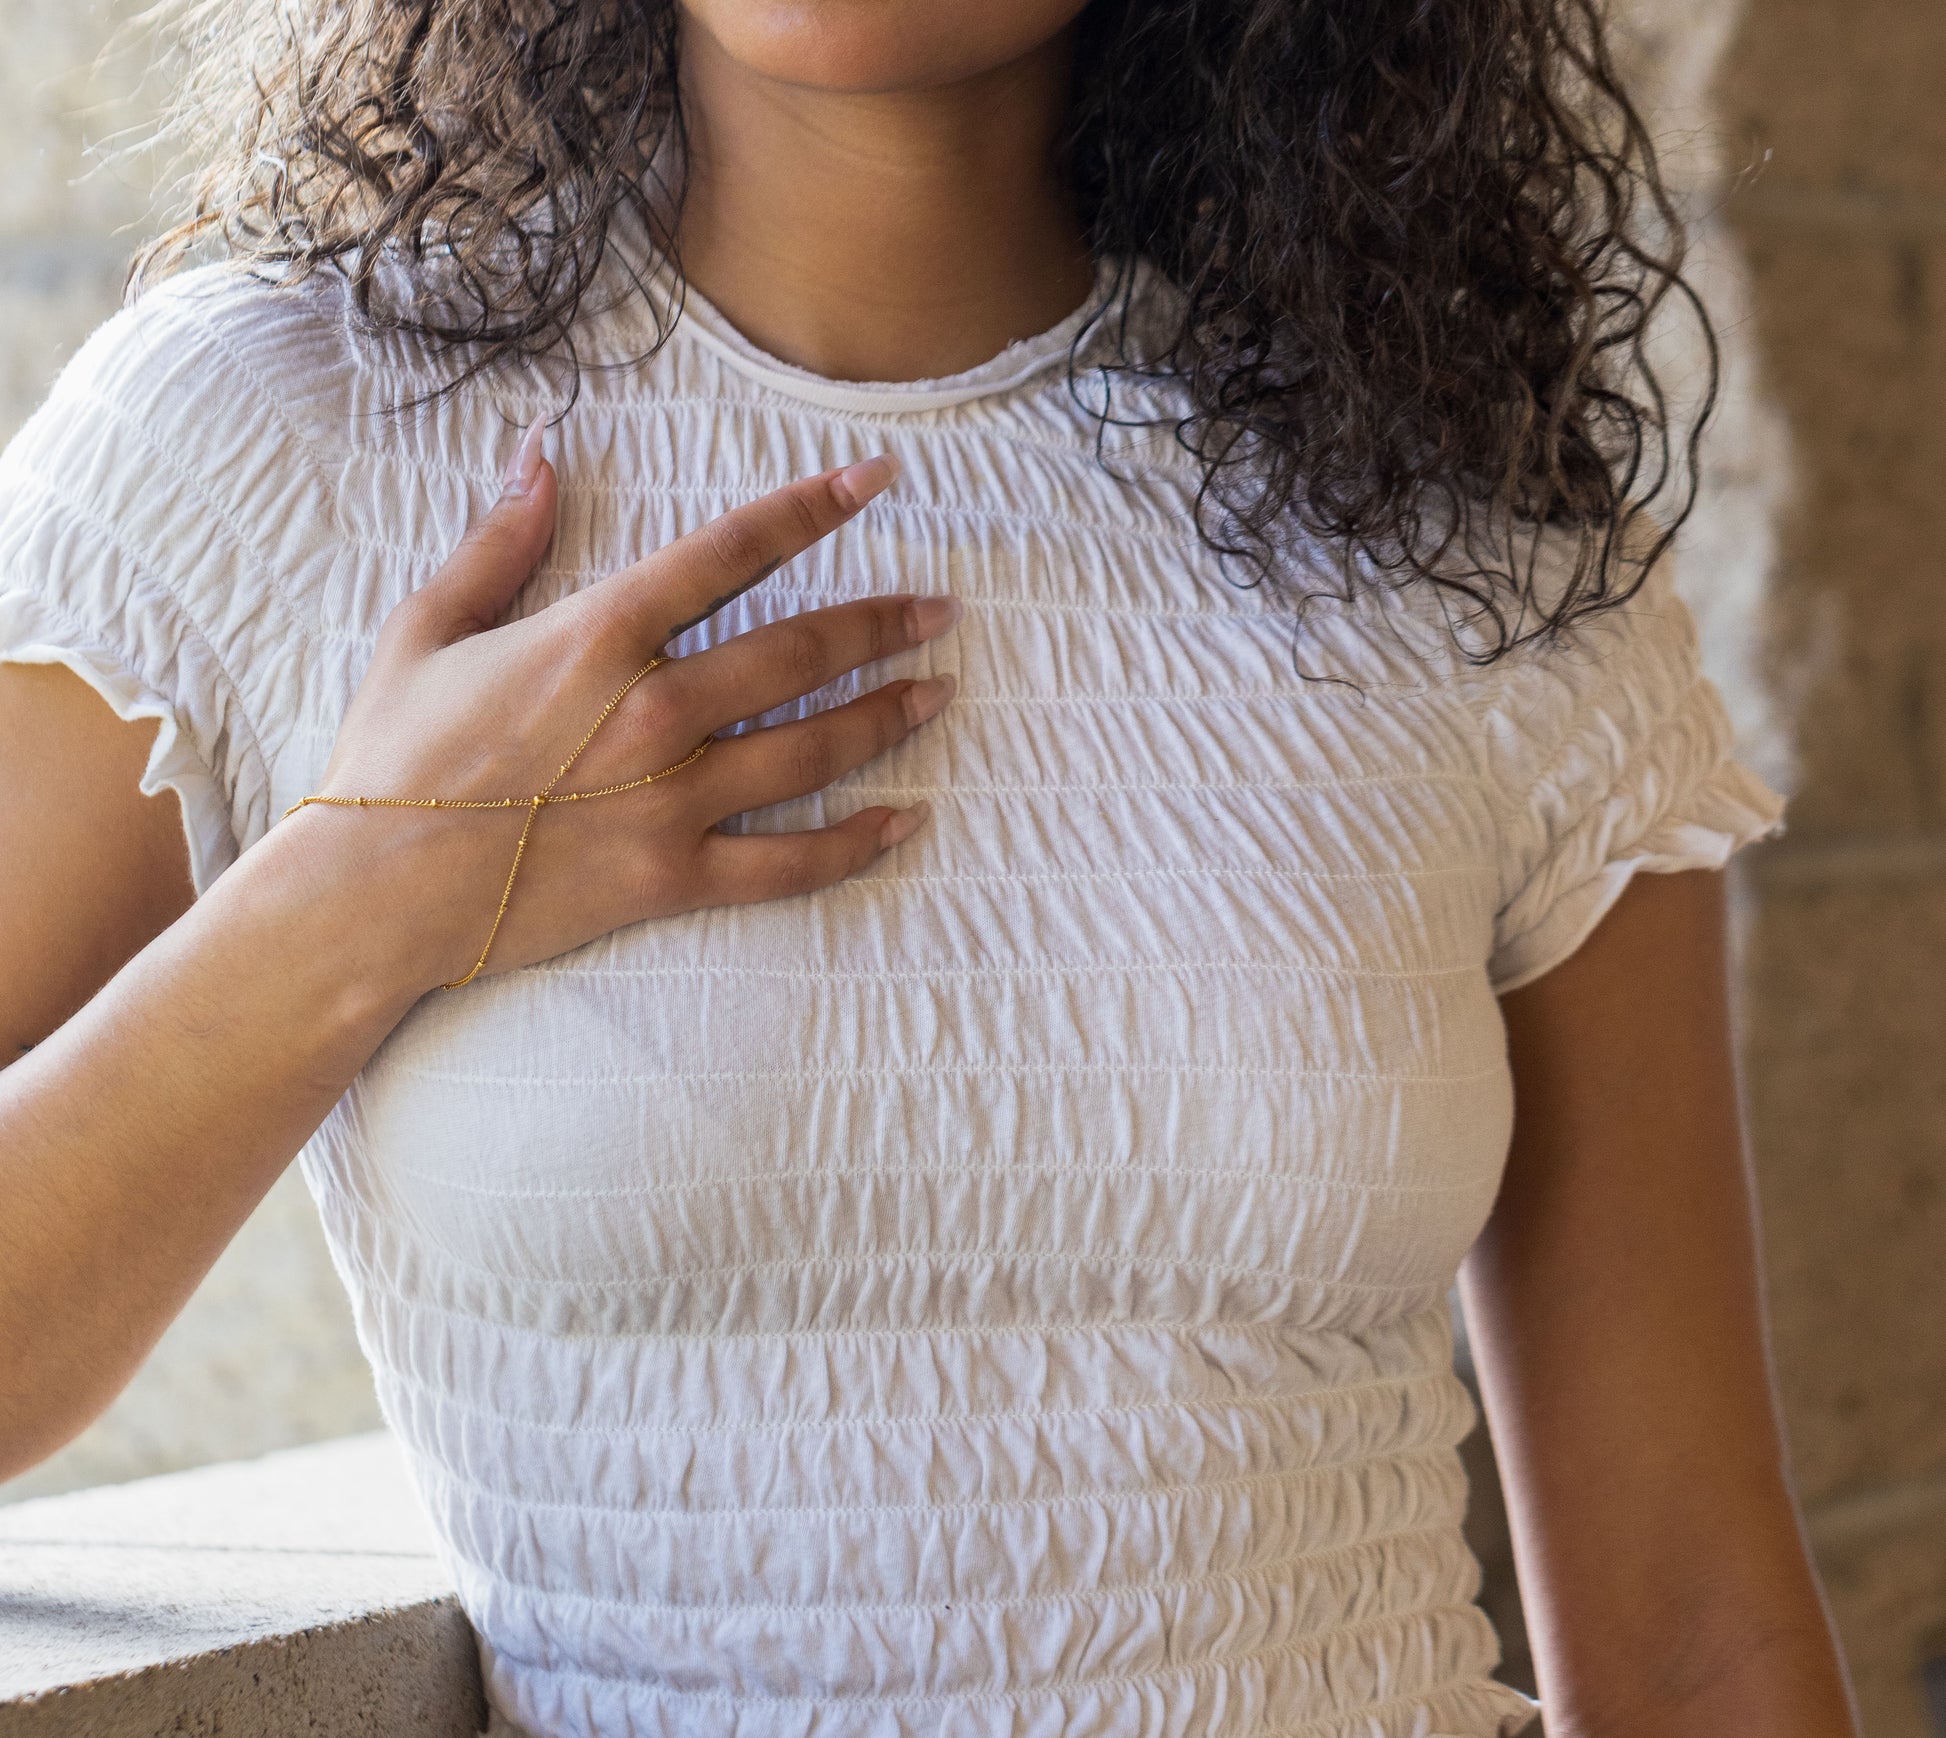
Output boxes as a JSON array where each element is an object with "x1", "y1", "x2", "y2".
[{"x1": 1, "y1": 0, "x2": 1942, "y2": 1733}]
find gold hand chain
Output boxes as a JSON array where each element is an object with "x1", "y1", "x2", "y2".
[{"x1": 283, "y1": 657, "x2": 709, "y2": 990}]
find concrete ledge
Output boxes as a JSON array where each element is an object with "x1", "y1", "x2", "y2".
[{"x1": 0, "y1": 1433, "x2": 484, "y2": 1736}]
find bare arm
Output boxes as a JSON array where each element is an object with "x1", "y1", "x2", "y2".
[
  {"x1": 0, "y1": 708, "x2": 436, "y2": 1476},
  {"x1": 0, "y1": 447, "x2": 956, "y2": 1479},
  {"x1": 1460, "y1": 868, "x2": 1857, "y2": 1738},
  {"x1": 0, "y1": 662, "x2": 196, "y2": 1059}
]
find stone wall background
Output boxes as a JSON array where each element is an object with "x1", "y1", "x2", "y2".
[
  {"x1": 1720, "y1": 0, "x2": 1946, "y2": 1723},
  {"x1": 1, "y1": 0, "x2": 1942, "y2": 1731}
]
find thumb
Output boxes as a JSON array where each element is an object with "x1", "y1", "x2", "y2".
[{"x1": 414, "y1": 417, "x2": 560, "y2": 641}]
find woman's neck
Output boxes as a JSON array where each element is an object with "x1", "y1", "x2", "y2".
[{"x1": 673, "y1": 21, "x2": 1096, "y2": 384}]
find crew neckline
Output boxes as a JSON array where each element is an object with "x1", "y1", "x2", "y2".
[{"x1": 665, "y1": 261, "x2": 1126, "y2": 415}]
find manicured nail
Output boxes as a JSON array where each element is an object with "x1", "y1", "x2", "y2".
[
  {"x1": 879, "y1": 800, "x2": 931, "y2": 849},
  {"x1": 501, "y1": 417, "x2": 547, "y2": 497},
  {"x1": 904, "y1": 674, "x2": 957, "y2": 727},
  {"x1": 908, "y1": 595, "x2": 963, "y2": 641},
  {"x1": 833, "y1": 453, "x2": 900, "y2": 511}
]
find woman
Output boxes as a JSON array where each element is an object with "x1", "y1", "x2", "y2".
[{"x1": 0, "y1": 1, "x2": 1859, "y2": 1734}]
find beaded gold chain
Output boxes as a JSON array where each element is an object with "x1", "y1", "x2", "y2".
[{"x1": 283, "y1": 656, "x2": 709, "y2": 990}]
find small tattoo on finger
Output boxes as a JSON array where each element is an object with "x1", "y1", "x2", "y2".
[{"x1": 665, "y1": 559, "x2": 784, "y2": 639}]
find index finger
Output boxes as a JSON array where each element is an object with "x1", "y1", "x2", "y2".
[{"x1": 600, "y1": 454, "x2": 900, "y2": 653}]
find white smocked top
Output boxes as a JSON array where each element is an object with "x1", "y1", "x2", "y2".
[{"x1": 0, "y1": 261, "x2": 1783, "y2": 1738}]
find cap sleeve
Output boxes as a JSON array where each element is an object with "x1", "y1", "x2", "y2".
[
  {"x1": 0, "y1": 270, "x2": 343, "y2": 894},
  {"x1": 1482, "y1": 555, "x2": 1785, "y2": 994}
]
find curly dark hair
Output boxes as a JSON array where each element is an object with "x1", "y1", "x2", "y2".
[{"x1": 137, "y1": 0, "x2": 1711, "y2": 659}]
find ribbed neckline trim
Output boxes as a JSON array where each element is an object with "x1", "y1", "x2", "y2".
[{"x1": 663, "y1": 261, "x2": 1124, "y2": 415}]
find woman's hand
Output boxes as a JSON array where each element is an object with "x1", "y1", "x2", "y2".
[{"x1": 296, "y1": 426, "x2": 956, "y2": 995}]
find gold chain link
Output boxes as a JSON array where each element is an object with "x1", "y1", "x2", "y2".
[{"x1": 282, "y1": 657, "x2": 709, "y2": 990}]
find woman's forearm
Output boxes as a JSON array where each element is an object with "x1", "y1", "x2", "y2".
[
  {"x1": 1466, "y1": 1222, "x2": 1857, "y2": 1738},
  {"x1": 0, "y1": 811, "x2": 443, "y2": 1478}
]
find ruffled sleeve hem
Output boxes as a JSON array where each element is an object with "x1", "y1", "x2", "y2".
[
  {"x1": 0, "y1": 589, "x2": 240, "y2": 896},
  {"x1": 1488, "y1": 751, "x2": 1783, "y2": 995}
]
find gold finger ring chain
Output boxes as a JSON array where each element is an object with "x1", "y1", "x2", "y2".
[{"x1": 283, "y1": 657, "x2": 710, "y2": 990}]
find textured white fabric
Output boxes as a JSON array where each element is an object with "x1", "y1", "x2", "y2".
[{"x1": 0, "y1": 261, "x2": 1784, "y2": 1738}]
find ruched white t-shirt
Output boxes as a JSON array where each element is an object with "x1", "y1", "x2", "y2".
[{"x1": 0, "y1": 261, "x2": 1783, "y2": 1738}]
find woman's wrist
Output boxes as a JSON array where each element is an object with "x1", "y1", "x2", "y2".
[{"x1": 203, "y1": 806, "x2": 477, "y2": 1054}]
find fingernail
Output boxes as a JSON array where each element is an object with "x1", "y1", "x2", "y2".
[
  {"x1": 903, "y1": 673, "x2": 957, "y2": 727},
  {"x1": 908, "y1": 595, "x2": 963, "y2": 641},
  {"x1": 501, "y1": 417, "x2": 547, "y2": 497},
  {"x1": 879, "y1": 800, "x2": 931, "y2": 849},
  {"x1": 833, "y1": 453, "x2": 900, "y2": 511}
]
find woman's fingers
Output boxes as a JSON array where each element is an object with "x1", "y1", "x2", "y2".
[
  {"x1": 399, "y1": 419, "x2": 558, "y2": 646},
  {"x1": 699, "y1": 802, "x2": 932, "y2": 906},
  {"x1": 594, "y1": 456, "x2": 901, "y2": 655},
  {"x1": 656, "y1": 594, "x2": 961, "y2": 736},
  {"x1": 679, "y1": 666, "x2": 950, "y2": 912},
  {"x1": 700, "y1": 675, "x2": 955, "y2": 817}
]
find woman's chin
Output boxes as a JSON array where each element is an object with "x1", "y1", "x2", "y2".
[{"x1": 677, "y1": 0, "x2": 1090, "y2": 94}]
